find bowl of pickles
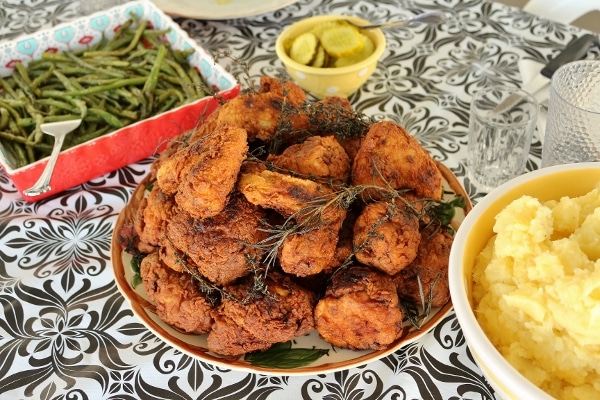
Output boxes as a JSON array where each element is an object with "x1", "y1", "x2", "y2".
[{"x1": 275, "y1": 15, "x2": 386, "y2": 99}]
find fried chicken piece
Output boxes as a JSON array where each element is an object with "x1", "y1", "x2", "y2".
[
  {"x1": 157, "y1": 237, "x2": 188, "y2": 273},
  {"x1": 166, "y1": 192, "x2": 268, "y2": 286},
  {"x1": 140, "y1": 252, "x2": 214, "y2": 334},
  {"x1": 395, "y1": 227, "x2": 453, "y2": 308},
  {"x1": 314, "y1": 265, "x2": 404, "y2": 350},
  {"x1": 353, "y1": 199, "x2": 421, "y2": 275},
  {"x1": 149, "y1": 109, "x2": 222, "y2": 180},
  {"x1": 351, "y1": 121, "x2": 443, "y2": 200},
  {"x1": 134, "y1": 184, "x2": 178, "y2": 253},
  {"x1": 215, "y1": 77, "x2": 306, "y2": 142},
  {"x1": 238, "y1": 165, "x2": 347, "y2": 276},
  {"x1": 310, "y1": 96, "x2": 367, "y2": 160},
  {"x1": 267, "y1": 135, "x2": 351, "y2": 185},
  {"x1": 207, "y1": 272, "x2": 316, "y2": 356},
  {"x1": 322, "y1": 206, "x2": 361, "y2": 273},
  {"x1": 278, "y1": 205, "x2": 347, "y2": 277},
  {"x1": 238, "y1": 166, "x2": 333, "y2": 217},
  {"x1": 269, "y1": 96, "x2": 369, "y2": 155},
  {"x1": 156, "y1": 124, "x2": 248, "y2": 219}
]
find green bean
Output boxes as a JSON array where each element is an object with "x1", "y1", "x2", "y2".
[
  {"x1": 30, "y1": 66, "x2": 55, "y2": 89},
  {"x1": 0, "y1": 77, "x2": 18, "y2": 98},
  {"x1": 157, "y1": 96, "x2": 178, "y2": 114},
  {"x1": 156, "y1": 88, "x2": 185, "y2": 105},
  {"x1": 65, "y1": 52, "x2": 127, "y2": 79},
  {"x1": 36, "y1": 98, "x2": 77, "y2": 113},
  {"x1": 104, "y1": 19, "x2": 134, "y2": 48},
  {"x1": 24, "y1": 103, "x2": 44, "y2": 144},
  {"x1": 143, "y1": 45, "x2": 166, "y2": 93},
  {"x1": 87, "y1": 108, "x2": 124, "y2": 128},
  {"x1": 0, "y1": 138, "x2": 27, "y2": 167},
  {"x1": 62, "y1": 77, "x2": 147, "y2": 96},
  {"x1": 0, "y1": 108, "x2": 9, "y2": 130},
  {"x1": 17, "y1": 117, "x2": 35, "y2": 128},
  {"x1": 72, "y1": 125, "x2": 112, "y2": 145},
  {"x1": 84, "y1": 20, "x2": 148, "y2": 57}
]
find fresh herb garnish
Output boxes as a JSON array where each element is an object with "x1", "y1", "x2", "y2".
[{"x1": 244, "y1": 341, "x2": 329, "y2": 369}]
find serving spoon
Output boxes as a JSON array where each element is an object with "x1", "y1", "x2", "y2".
[
  {"x1": 342, "y1": 11, "x2": 448, "y2": 30},
  {"x1": 24, "y1": 119, "x2": 82, "y2": 197}
]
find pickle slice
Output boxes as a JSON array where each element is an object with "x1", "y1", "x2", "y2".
[
  {"x1": 333, "y1": 34, "x2": 375, "y2": 67},
  {"x1": 310, "y1": 44, "x2": 328, "y2": 68},
  {"x1": 311, "y1": 21, "x2": 345, "y2": 39},
  {"x1": 319, "y1": 25, "x2": 364, "y2": 58},
  {"x1": 289, "y1": 32, "x2": 319, "y2": 65}
]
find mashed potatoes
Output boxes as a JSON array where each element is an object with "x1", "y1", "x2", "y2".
[{"x1": 472, "y1": 187, "x2": 600, "y2": 400}]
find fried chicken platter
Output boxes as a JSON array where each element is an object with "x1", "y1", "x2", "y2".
[{"x1": 111, "y1": 76, "x2": 471, "y2": 374}]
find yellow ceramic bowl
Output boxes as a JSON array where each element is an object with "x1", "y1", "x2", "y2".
[
  {"x1": 449, "y1": 162, "x2": 600, "y2": 400},
  {"x1": 275, "y1": 15, "x2": 386, "y2": 99}
]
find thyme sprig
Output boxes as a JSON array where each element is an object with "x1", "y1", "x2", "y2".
[
  {"x1": 270, "y1": 99, "x2": 374, "y2": 154},
  {"x1": 400, "y1": 272, "x2": 443, "y2": 329}
]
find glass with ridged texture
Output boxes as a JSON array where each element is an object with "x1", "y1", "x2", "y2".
[
  {"x1": 467, "y1": 86, "x2": 538, "y2": 192},
  {"x1": 542, "y1": 60, "x2": 600, "y2": 167}
]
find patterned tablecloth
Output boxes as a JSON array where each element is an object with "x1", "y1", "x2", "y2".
[{"x1": 0, "y1": 0, "x2": 594, "y2": 398}]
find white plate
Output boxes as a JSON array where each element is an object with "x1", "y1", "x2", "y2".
[{"x1": 150, "y1": 0, "x2": 300, "y2": 19}]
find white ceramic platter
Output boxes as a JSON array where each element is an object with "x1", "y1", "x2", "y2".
[
  {"x1": 111, "y1": 162, "x2": 470, "y2": 376},
  {"x1": 150, "y1": 0, "x2": 300, "y2": 19}
]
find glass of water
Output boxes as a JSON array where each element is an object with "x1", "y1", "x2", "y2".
[{"x1": 467, "y1": 86, "x2": 539, "y2": 192}]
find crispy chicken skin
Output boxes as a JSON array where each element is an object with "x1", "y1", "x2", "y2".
[
  {"x1": 207, "y1": 272, "x2": 316, "y2": 356},
  {"x1": 353, "y1": 199, "x2": 421, "y2": 275},
  {"x1": 149, "y1": 111, "x2": 222, "y2": 180},
  {"x1": 267, "y1": 135, "x2": 351, "y2": 185},
  {"x1": 166, "y1": 192, "x2": 268, "y2": 286},
  {"x1": 156, "y1": 124, "x2": 248, "y2": 219},
  {"x1": 314, "y1": 265, "x2": 404, "y2": 350},
  {"x1": 238, "y1": 165, "x2": 333, "y2": 217},
  {"x1": 351, "y1": 121, "x2": 443, "y2": 200},
  {"x1": 134, "y1": 184, "x2": 178, "y2": 254},
  {"x1": 140, "y1": 252, "x2": 214, "y2": 334},
  {"x1": 157, "y1": 236, "x2": 187, "y2": 273},
  {"x1": 395, "y1": 227, "x2": 453, "y2": 308},
  {"x1": 215, "y1": 77, "x2": 306, "y2": 142}
]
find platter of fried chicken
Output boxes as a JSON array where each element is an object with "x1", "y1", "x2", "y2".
[{"x1": 111, "y1": 76, "x2": 471, "y2": 375}]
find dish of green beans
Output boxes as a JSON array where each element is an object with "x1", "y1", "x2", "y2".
[{"x1": 0, "y1": 16, "x2": 209, "y2": 169}]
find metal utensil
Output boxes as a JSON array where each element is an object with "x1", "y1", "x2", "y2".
[
  {"x1": 23, "y1": 119, "x2": 82, "y2": 197},
  {"x1": 341, "y1": 11, "x2": 447, "y2": 30},
  {"x1": 493, "y1": 34, "x2": 600, "y2": 114}
]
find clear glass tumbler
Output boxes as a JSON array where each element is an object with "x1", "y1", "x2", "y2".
[
  {"x1": 467, "y1": 86, "x2": 538, "y2": 192},
  {"x1": 541, "y1": 60, "x2": 600, "y2": 168}
]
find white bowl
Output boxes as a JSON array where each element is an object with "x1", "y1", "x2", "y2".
[{"x1": 449, "y1": 162, "x2": 600, "y2": 399}]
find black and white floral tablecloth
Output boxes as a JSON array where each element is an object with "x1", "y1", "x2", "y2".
[{"x1": 0, "y1": 0, "x2": 594, "y2": 399}]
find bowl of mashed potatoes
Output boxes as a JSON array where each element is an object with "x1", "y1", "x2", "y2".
[{"x1": 449, "y1": 162, "x2": 600, "y2": 400}]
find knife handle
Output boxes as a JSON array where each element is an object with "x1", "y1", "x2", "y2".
[{"x1": 541, "y1": 34, "x2": 600, "y2": 78}]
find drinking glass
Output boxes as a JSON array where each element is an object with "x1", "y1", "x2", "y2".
[
  {"x1": 468, "y1": 86, "x2": 538, "y2": 192},
  {"x1": 541, "y1": 60, "x2": 600, "y2": 167}
]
